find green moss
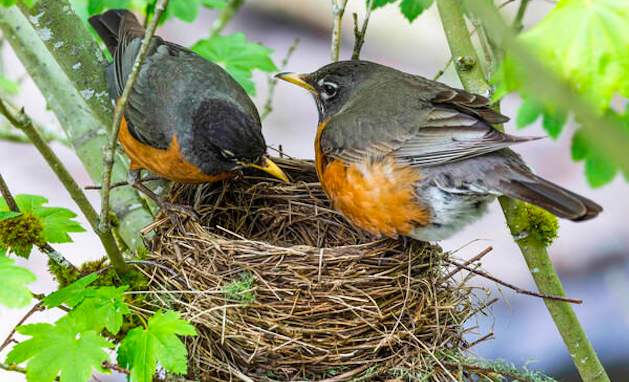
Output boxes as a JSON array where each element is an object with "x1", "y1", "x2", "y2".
[
  {"x1": 515, "y1": 204, "x2": 560, "y2": 247},
  {"x1": 224, "y1": 272, "x2": 256, "y2": 305},
  {"x1": 0, "y1": 213, "x2": 46, "y2": 257}
]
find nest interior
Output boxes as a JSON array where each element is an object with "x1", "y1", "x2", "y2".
[{"x1": 144, "y1": 158, "x2": 489, "y2": 381}]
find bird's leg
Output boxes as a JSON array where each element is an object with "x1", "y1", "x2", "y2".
[{"x1": 128, "y1": 169, "x2": 198, "y2": 230}]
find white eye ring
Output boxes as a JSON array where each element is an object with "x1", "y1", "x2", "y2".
[{"x1": 320, "y1": 82, "x2": 338, "y2": 100}]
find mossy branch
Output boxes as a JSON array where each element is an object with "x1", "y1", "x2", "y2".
[
  {"x1": 0, "y1": 100, "x2": 125, "y2": 274},
  {"x1": 435, "y1": 1, "x2": 610, "y2": 380},
  {"x1": 0, "y1": 3, "x2": 154, "y2": 251}
]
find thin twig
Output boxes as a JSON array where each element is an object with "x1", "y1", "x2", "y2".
[
  {"x1": 261, "y1": 38, "x2": 299, "y2": 121},
  {"x1": 0, "y1": 302, "x2": 44, "y2": 352},
  {"x1": 85, "y1": 176, "x2": 162, "y2": 190},
  {"x1": 444, "y1": 258, "x2": 582, "y2": 304},
  {"x1": 330, "y1": 0, "x2": 349, "y2": 62},
  {"x1": 351, "y1": 0, "x2": 375, "y2": 60},
  {"x1": 209, "y1": 0, "x2": 245, "y2": 37},
  {"x1": 99, "y1": 0, "x2": 171, "y2": 237},
  {"x1": 0, "y1": 171, "x2": 75, "y2": 269},
  {"x1": 512, "y1": 0, "x2": 532, "y2": 32},
  {"x1": 0, "y1": 100, "x2": 120, "y2": 271},
  {"x1": 441, "y1": 246, "x2": 493, "y2": 282},
  {"x1": 102, "y1": 361, "x2": 131, "y2": 375}
]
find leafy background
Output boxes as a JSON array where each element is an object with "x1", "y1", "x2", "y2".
[{"x1": 1, "y1": 0, "x2": 629, "y2": 381}]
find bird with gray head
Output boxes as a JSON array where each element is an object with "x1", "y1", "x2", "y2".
[{"x1": 276, "y1": 60, "x2": 602, "y2": 241}]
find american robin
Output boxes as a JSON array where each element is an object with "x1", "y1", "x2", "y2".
[
  {"x1": 276, "y1": 61, "x2": 602, "y2": 241},
  {"x1": 89, "y1": 10, "x2": 288, "y2": 220}
]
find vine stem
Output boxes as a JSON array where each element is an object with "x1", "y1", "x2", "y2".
[
  {"x1": 0, "y1": 171, "x2": 75, "y2": 269},
  {"x1": 0, "y1": 100, "x2": 122, "y2": 272},
  {"x1": 330, "y1": 0, "x2": 349, "y2": 62},
  {"x1": 98, "y1": 0, "x2": 171, "y2": 237},
  {"x1": 436, "y1": 1, "x2": 610, "y2": 380}
]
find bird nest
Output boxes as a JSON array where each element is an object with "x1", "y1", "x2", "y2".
[{"x1": 142, "y1": 158, "x2": 494, "y2": 381}]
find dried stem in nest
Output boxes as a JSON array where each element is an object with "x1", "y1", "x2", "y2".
[{"x1": 140, "y1": 158, "x2": 497, "y2": 381}]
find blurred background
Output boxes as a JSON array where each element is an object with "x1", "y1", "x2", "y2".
[{"x1": 1, "y1": 0, "x2": 628, "y2": 380}]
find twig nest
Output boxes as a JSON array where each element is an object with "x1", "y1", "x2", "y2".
[{"x1": 145, "y1": 158, "x2": 487, "y2": 381}]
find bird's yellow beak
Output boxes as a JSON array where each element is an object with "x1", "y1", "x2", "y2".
[
  {"x1": 275, "y1": 72, "x2": 316, "y2": 94},
  {"x1": 240, "y1": 157, "x2": 290, "y2": 182}
]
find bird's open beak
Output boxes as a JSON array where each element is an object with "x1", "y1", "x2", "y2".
[
  {"x1": 240, "y1": 157, "x2": 290, "y2": 182},
  {"x1": 275, "y1": 72, "x2": 316, "y2": 94}
]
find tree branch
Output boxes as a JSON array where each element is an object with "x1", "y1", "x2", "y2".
[
  {"x1": 0, "y1": 172, "x2": 75, "y2": 269},
  {"x1": 261, "y1": 38, "x2": 299, "y2": 120},
  {"x1": 330, "y1": 0, "x2": 349, "y2": 62},
  {"x1": 98, "y1": 0, "x2": 171, "y2": 235},
  {"x1": 351, "y1": 0, "x2": 375, "y2": 60},
  {"x1": 209, "y1": 0, "x2": 245, "y2": 37},
  {"x1": 0, "y1": 100, "x2": 125, "y2": 274},
  {"x1": 0, "y1": 5, "x2": 155, "y2": 252},
  {"x1": 437, "y1": 1, "x2": 610, "y2": 380}
]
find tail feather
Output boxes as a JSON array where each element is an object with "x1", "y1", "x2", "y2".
[
  {"x1": 88, "y1": 9, "x2": 144, "y2": 56},
  {"x1": 499, "y1": 174, "x2": 602, "y2": 222}
]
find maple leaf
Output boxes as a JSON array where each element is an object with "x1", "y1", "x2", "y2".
[
  {"x1": 43, "y1": 273, "x2": 99, "y2": 308},
  {"x1": 72, "y1": 285, "x2": 130, "y2": 334},
  {"x1": 0, "y1": 256, "x2": 35, "y2": 312}
]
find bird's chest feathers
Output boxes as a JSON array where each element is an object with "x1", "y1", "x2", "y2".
[{"x1": 318, "y1": 155, "x2": 430, "y2": 238}]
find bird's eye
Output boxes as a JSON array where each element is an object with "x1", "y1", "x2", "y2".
[{"x1": 321, "y1": 82, "x2": 338, "y2": 98}]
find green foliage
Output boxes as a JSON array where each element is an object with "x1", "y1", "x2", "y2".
[
  {"x1": 72, "y1": 286, "x2": 131, "y2": 333},
  {"x1": 117, "y1": 310, "x2": 197, "y2": 382},
  {"x1": 368, "y1": 0, "x2": 434, "y2": 22},
  {"x1": 81, "y1": 0, "x2": 225, "y2": 22},
  {"x1": 192, "y1": 33, "x2": 278, "y2": 95},
  {"x1": 224, "y1": 271, "x2": 255, "y2": 304},
  {"x1": 0, "y1": 256, "x2": 35, "y2": 312},
  {"x1": 493, "y1": 0, "x2": 629, "y2": 187},
  {"x1": 0, "y1": 0, "x2": 33, "y2": 8},
  {"x1": 6, "y1": 317, "x2": 114, "y2": 382},
  {"x1": 0, "y1": 74, "x2": 19, "y2": 95},
  {"x1": 0, "y1": 195, "x2": 85, "y2": 258},
  {"x1": 43, "y1": 273, "x2": 100, "y2": 308}
]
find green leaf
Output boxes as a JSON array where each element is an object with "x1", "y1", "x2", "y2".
[
  {"x1": 0, "y1": 75, "x2": 19, "y2": 95},
  {"x1": 87, "y1": 0, "x2": 132, "y2": 15},
  {"x1": 368, "y1": 0, "x2": 398, "y2": 10},
  {"x1": 585, "y1": 152, "x2": 617, "y2": 187},
  {"x1": 0, "y1": 0, "x2": 17, "y2": 7},
  {"x1": 399, "y1": 0, "x2": 433, "y2": 22},
  {"x1": 118, "y1": 310, "x2": 197, "y2": 382},
  {"x1": 0, "y1": 211, "x2": 21, "y2": 221},
  {"x1": 12, "y1": 194, "x2": 47, "y2": 213},
  {"x1": 72, "y1": 286, "x2": 130, "y2": 334},
  {"x1": 35, "y1": 206, "x2": 86, "y2": 244},
  {"x1": 21, "y1": 0, "x2": 33, "y2": 7},
  {"x1": 191, "y1": 33, "x2": 278, "y2": 96},
  {"x1": 516, "y1": 98, "x2": 543, "y2": 129},
  {"x1": 201, "y1": 0, "x2": 226, "y2": 9},
  {"x1": 43, "y1": 273, "x2": 99, "y2": 308},
  {"x1": 571, "y1": 128, "x2": 589, "y2": 161},
  {"x1": 542, "y1": 106, "x2": 568, "y2": 139},
  {"x1": 167, "y1": 0, "x2": 201, "y2": 22},
  {"x1": 0, "y1": 256, "x2": 35, "y2": 311},
  {"x1": 498, "y1": 0, "x2": 629, "y2": 110},
  {"x1": 6, "y1": 319, "x2": 113, "y2": 382}
]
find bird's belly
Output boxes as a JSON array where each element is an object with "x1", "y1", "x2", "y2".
[
  {"x1": 409, "y1": 187, "x2": 496, "y2": 241},
  {"x1": 118, "y1": 116, "x2": 230, "y2": 183},
  {"x1": 320, "y1": 157, "x2": 430, "y2": 238}
]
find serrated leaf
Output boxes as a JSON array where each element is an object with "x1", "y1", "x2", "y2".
[
  {"x1": 35, "y1": 207, "x2": 86, "y2": 244},
  {"x1": 118, "y1": 310, "x2": 197, "y2": 382},
  {"x1": 12, "y1": 195, "x2": 47, "y2": 213},
  {"x1": 0, "y1": 256, "x2": 35, "y2": 311},
  {"x1": 399, "y1": 0, "x2": 433, "y2": 22},
  {"x1": 191, "y1": 33, "x2": 278, "y2": 96},
  {"x1": 43, "y1": 273, "x2": 99, "y2": 308},
  {"x1": 72, "y1": 285, "x2": 130, "y2": 334},
  {"x1": 87, "y1": 0, "x2": 131, "y2": 15},
  {"x1": 6, "y1": 319, "x2": 113, "y2": 382},
  {"x1": 0, "y1": 211, "x2": 21, "y2": 221},
  {"x1": 368, "y1": 0, "x2": 398, "y2": 10},
  {"x1": 516, "y1": 98, "x2": 543, "y2": 129},
  {"x1": 542, "y1": 107, "x2": 568, "y2": 139}
]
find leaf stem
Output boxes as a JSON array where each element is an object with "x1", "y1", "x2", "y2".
[
  {"x1": 98, "y1": 0, "x2": 171, "y2": 236},
  {"x1": 209, "y1": 0, "x2": 245, "y2": 37},
  {"x1": 330, "y1": 0, "x2": 349, "y2": 62},
  {"x1": 0, "y1": 172, "x2": 75, "y2": 269},
  {"x1": 436, "y1": 1, "x2": 610, "y2": 380}
]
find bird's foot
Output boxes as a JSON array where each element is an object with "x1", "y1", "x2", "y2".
[{"x1": 156, "y1": 199, "x2": 199, "y2": 232}]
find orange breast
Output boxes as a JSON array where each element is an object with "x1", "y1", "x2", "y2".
[
  {"x1": 314, "y1": 120, "x2": 430, "y2": 237},
  {"x1": 117, "y1": 114, "x2": 231, "y2": 184}
]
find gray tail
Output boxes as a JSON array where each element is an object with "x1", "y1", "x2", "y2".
[
  {"x1": 89, "y1": 9, "x2": 143, "y2": 56},
  {"x1": 499, "y1": 173, "x2": 602, "y2": 221}
]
